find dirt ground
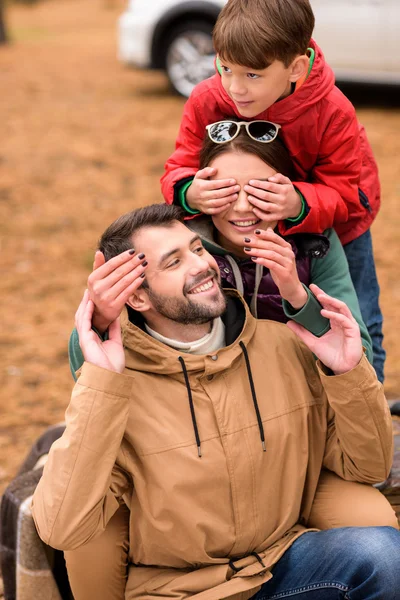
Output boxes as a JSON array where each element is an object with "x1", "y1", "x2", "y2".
[{"x1": 0, "y1": 0, "x2": 400, "y2": 505}]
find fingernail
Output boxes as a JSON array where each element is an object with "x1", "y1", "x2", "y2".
[
  {"x1": 244, "y1": 247, "x2": 251, "y2": 252},
  {"x1": 255, "y1": 230, "x2": 261, "y2": 234},
  {"x1": 129, "y1": 249, "x2": 135, "y2": 255},
  {"x1": 140, "y1": 273, "x2": 146, "y2": 278},
  {"x1": 251, "y1": 257, "x2": 257, "y2": 261},
  {"x1": 244, "y1": 237, "x2": 251, "y2": 243},
  {"x1": 230, "y1": 179, "x2": 235, "y2": 184},
  {"x1": 249, "y1": 180, "x2": 255, "y2": 185},
  {"x1": 142, "y1": 260, "x2": 148, "y2": 267},
  {"x1": 138, "y1": 253, "x2": 145, "y2": 259}
]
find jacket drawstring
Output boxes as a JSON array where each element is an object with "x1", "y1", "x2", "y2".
[
  {"x1": 178, "y1": 343, "x2": 266, "y2": 457},
  {"x1": 239, "y1": 341, "x2": 266, "y2": 452},
  {"x1": 178, "y1": 356, "x2": 202, "y2": 458}
]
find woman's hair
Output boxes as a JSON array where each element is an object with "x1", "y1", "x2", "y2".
[{"x1": 199, "y1": 125, "x2": 295, "y2": 180}]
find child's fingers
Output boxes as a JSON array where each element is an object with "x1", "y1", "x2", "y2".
[
  {"x1": 202, "y1": 185, "x2": 239, "y2": 200},
  {"x1": 195, "y1": 167, "x2": 218, "y2": 179},
  {"x1": 267, "y1": 173, "x2": 292, "y2": 185},
  {"x1": 198, "y1": 178, "x2": 237, "y2": 191},
  {"x1": 247, "y1": 194, "x2": 280, "y2": 210},
  {"x1": 251, "y1": 207, "x2": 278, "y2": 222},
  {"x1": 247, "y1": 181, "x2": 285, "y2": 196},
  {"x1": 205, "y1": 202, "x2": 235, "y2": 215},
  {"x1": 246, "y1": 180, "x2": 285, "y2": 195}
]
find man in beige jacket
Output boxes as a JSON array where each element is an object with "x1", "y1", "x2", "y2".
[{"x1": 32, "y1": 204, "x2": 400, "y2": 600}]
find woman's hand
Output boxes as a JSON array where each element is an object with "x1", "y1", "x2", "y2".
[
  {"x1": 243, "y1": 228, "x2": 308, "y2": 309},
  {"x1": 185, "y1": 167, "x2": 239, "y2": 214},
  {"x1": 286, "y1": 284, "x2": 363, "y2": 375},
  {"x1": 75, "y1": 290, "x2": 125, "y2": 374},
  {"x1": 244, "y1": 173, "x2": 302, "y2": 222},
  {"x1": 88, "y1": 249, "x2": 148, "y2": 334}
]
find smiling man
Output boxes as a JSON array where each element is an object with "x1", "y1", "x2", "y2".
[{"x1": 32, "y1": 204, "x2": 400, "y2": 600}]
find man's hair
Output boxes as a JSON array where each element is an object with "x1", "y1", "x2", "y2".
[
  {"x1": 213, "y1": 0, "x2": 315, "y2": 69},
  {"x1": 98, "y1": 203, "x2": 184, "y2": 261},
  {"x1": 200, "y1": 125, "x2": 295, "y2": 180}
]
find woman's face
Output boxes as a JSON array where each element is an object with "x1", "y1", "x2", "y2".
[{"x1": 209, "y1": 150, "x2": 278, "y2": 257}]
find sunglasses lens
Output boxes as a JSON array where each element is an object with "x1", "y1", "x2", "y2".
[
  {"x1": 248, "y1": 121, "x2": 278, "y2": 142},
  {"x1": 209, "y1": 121, "x2": 238, "y2": 143}
]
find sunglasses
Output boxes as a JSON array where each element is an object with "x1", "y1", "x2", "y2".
[{"x1": 206, "y1": 120, "x2": 281, "y2": 144}]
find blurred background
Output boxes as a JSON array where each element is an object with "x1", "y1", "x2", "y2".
[{"x1": 0, "y1": 0, "x2": 399, "y2": 521}]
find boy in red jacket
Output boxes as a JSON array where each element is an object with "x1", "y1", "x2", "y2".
[{"x1": 161, "y1": 0, "x2": 385, "y2": 382}]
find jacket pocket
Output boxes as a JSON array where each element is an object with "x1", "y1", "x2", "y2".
[{"x1": 358, "y1": 188, "x2": 372, "y2": 213}]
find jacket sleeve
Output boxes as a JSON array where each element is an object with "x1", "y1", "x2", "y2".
[
  {"x1": 31, "y1": 363, "x2": 133, "y2": 551},
  {"x1": 278, "y1": 109, "x2": 363, "y2": 236},
  {"x1": 68, "y1": 327, "x2": 84, "y2": 381},
  {"x1": 318, "y1": 354, "x2": 393, "y2": 484},
  {"x1": 161, "y1": 93, "x2": 207, "y2": 205},
  {"x1": 282, "y1": 230, "x2": 372, "y2": 362}
]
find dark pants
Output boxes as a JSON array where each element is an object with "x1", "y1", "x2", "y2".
[
  {"x1": 343, "y1": 229, "x2": 385, "y2": 383},
  {"x1": 252, "y1": 527, "x2": 400, "y2": 599}
]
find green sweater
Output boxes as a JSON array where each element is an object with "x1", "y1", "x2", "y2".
[{"x1": 69, "y1": 228, "x2": 372, "y2": 379}]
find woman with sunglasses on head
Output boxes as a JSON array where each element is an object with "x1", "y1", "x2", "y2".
[
  {"x1": 63, "y1": 122, "x2": 397, "y2": 600},
  {"x1": 190, "y1": 121, "x2": 369, "y2": 345}
]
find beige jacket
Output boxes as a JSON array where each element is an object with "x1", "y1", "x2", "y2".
[{"x1": 32, "y1": 292, "x2": 393, "y2": 600}]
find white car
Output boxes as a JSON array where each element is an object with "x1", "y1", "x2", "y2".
[{"x1": 118, "y1": 0, "x2": 400, "y2": 97}]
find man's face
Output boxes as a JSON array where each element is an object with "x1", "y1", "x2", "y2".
[
  {"x1": 133, "y1": 222, "x2": 226, "y2": 325},
  {"x1": 219, "y1": 58, "x2": 294, "y2": 117}
]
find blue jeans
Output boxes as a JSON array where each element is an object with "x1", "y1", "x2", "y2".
[
  {"x1": 252, "y1": 527, "x2": 400, "y2": 599},
  {"x1": 343, "y1": 230, "x2": 385, "y2": 383}
]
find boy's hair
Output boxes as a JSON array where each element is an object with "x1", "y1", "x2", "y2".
[
  {"x1": 200, "y1": 124, "x2": 295, "y2": 180},
  {"x1": 213, "y1": 0, "x2": 315, "y2": 69},
  {"x1": 99, "y1": 203, "x2": 184, "y2": 261}
]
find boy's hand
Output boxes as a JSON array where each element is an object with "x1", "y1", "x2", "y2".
[
  {"x1": 243, "y1": 228, "x2": 307, "y2": 309},
  {"x1": 244, "y1": 173, "x2": 302, "y2": 222},
  {"x1": 287, "y1": 284, "x2": 363, "y2": 375},
  {"x1": 87, "y1": 249, "x2": 148, "y2": 334},
  {"x1": 75, "y1": 290, "x2": 125, "y2": 374},
  {"x1": 186, "y1": 167, "x2": 240, "y2": 214}
]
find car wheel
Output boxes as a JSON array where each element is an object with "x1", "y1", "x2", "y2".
[{"x1": 164, "y1": 20, "x2": 215, "y2": 97}]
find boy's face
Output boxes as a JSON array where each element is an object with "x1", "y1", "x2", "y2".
[{"x1": 219, "y1": 58, "x2": 298, "y2": 117}]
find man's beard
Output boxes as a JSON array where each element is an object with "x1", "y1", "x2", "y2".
[{"x1": 146, "y1": 270, "x2": 227, "y2": 325}]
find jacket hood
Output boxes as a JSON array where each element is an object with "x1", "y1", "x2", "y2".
[
  {"x1": 121, "y1": 291, "x2": 256, "y2": 376},
  {"x1": 186, "y1": 214, "x2": 229, "y2": 257},
  {"x1": 213, "y1": 39, "x2": 335, "y2": 124}
]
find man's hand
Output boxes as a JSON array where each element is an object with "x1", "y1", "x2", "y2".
[
  {"x1": 243, "y1": 228, "x2": 308, "y2": 309},
  {"x1": 186, "y1": 167, "x2": 239, "y2": 214},
  {"x1": 286, "y1": 284, "x2": 363, "y2": 375},
  {"x1": 88, "y1": 249, "x2": 147, "y2": 334},
  {"x1": 75, "y1": 290, "x2": 125, "y2": 374},
  {"x1": 244, "y1": 173, "x2": 302, "y2": 222}
]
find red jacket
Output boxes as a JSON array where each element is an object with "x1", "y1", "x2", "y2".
[{"x1": 161, "y1": 41, "x2": 380, "y2": 245}]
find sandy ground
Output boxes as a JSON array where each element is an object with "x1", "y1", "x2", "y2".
[{"x1": 0, "y1": 0, "x2": 399, "y2": 505}]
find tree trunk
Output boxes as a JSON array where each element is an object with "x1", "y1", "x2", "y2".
[{"x1": 0, "y1": 0, "x2": 8, "y2": 45}]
